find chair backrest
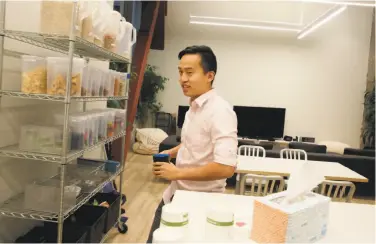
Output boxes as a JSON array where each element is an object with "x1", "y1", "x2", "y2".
[
  {"x1": 240, "y1": 174, "x2": 285, "y2": 196},
  {"x1": 280, "y1": 148, "x2": 307, "y2": 160},
  {"x1": 238, "y1": 145, "x2": 266, "y2": 157},
  {"x1": 319, "y1": 180, "x2": 356, "y2": 202}
]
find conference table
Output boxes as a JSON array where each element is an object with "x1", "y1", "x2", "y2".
[
  {"x1": 171, "y1": 190, "x2": 376, "y2": 243},
  {"x1": 234, "y1": 156, "x2": 369, "y2": 194}
]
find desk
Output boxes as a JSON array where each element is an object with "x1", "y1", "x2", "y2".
[
  {"x1": 235, "y1": 156, "x2": 369, "y2": 194},
  {"x1": 172, "y1": 190, "x2": 376, "y2": 243}
]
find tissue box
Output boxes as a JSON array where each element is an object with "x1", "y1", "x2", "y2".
[{"x1": 251, "y1": 191, "x2": 330, "y2": 243}]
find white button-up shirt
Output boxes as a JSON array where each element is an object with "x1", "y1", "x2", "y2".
[{"x1": 163, "y1": 89, "x2": 238, "y2": 203}]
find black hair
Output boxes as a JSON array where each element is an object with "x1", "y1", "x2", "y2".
[{"x1": 178, "y1": 45, "x2": 217, "y2": 84}]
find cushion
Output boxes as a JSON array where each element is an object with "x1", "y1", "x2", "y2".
[
  {"x1": 289, "y1": 142, "x2": 327, "y2": 153},
  {"x1": 318, "y1": 141, "x2": 350, "y2": 155},
  {"x1": 132, "y1": 141, "x2": 158, "y2": 155},
  {"x1": 135, "y1": 128, "x2": 168, "y2": 146}
]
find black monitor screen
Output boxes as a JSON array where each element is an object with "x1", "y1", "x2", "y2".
[
  {"x1": 177, "y1": 105, "x2": 189, "y2": 128},
  {"x1": 234, "y1": 106, "x2": 286, "y2": 139}
]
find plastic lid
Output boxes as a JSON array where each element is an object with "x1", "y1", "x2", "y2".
[{"x1": 154, "y1": 154, "x2": 169, "y2": 158}]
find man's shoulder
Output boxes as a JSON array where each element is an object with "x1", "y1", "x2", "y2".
[
  {"x1": 212, "y1": 94, "x2": 234, "y2": 110},
  {"x1": 209, "y1": 94, "x2": 235, "y2": 117}
]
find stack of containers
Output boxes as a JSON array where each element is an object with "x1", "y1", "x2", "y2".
[
  {"x1": 69, "y1": 109, "x2": 125, "y2": 151},
  {"x1": 20, "y1": 55, "x2": 128, "y2": 98}
]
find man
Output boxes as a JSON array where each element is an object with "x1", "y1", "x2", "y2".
[{"x1": 146, "y1": 45, "x2": 238, "y2": 243}]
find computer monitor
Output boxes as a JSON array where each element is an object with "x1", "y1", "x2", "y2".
[
  {"x1": 234, "y1": 106, "x2": 286, "y2": 139},
  {"x1": 177, "y1": 105, "x2": 189, "y2": 128}
]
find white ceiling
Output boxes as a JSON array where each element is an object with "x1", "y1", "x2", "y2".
[{"x1": 165, "y1": 1, "x2": 374, "y2": 39}]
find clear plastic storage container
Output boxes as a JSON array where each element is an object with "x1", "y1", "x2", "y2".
[
  {"x1": 113, "y1": 71, "x2": 120, "y2": 96},
  {"x1": 102, "y1": 71, "x2": 109, "y2": 96},
  {"x1": 40, "y1": 1, "x2": 81, "y2": 37},
  {"x1": 119, "y1": 72, "x2": 128, "y2": 96},
  {"x1": 106, "y1": 110, "x2": 115, "y2": 138},
  {"x1": 21, "y1": 55, "x2": 47, "y2": 94},
  {"x1": 70, "y1": 116, "x2": 85, "y2": 150},
  {"x1": 97, "y1": 111, "x2": 107, "y2": 140},
  {"x1": 90, "y1": 67, "x2": 100, "y2": 96},
  {"x1": 19, "y1": 125, "x2": 63, "y2": 154},
  {"x1": 81, "y1": 65, "x2": 91, "y2": 96},
  {"x1": 47, "y1": 57, "x2": 85, "y2": 96},
  {"x1": 114, "y1": 109, "x2": 126, "y2": 134}
]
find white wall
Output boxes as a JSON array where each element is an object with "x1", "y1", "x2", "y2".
[
  {"x1": 0, "y1": 1, "x2": 111, "y2": 241},
  {"x1": 147, "y1": 5, "x2": 373, "y2": 148}
]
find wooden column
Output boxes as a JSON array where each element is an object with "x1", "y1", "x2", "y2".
[{"x1": 124, "y1": 1, "x2": 161, "y2": 160}]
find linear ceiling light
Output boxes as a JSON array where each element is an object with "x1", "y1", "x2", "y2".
[
  {"x1": 303, "y1": 0, "x2": 375, "y2": 7},
  {"x1": 189, "y1": 16, "x2": 301, "y2": 32},
  {"x1": 297, "y1": 4, "x2": 347, "y2": 39}
]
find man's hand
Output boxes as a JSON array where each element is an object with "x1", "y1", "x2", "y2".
[
  {"x1": 153, "y1": 162, "x2": 181, "y2": 181},
  {"x1": 160, "y1": 150, "x2": 172, "y2": 155}
]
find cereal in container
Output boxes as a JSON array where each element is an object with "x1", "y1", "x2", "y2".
[
  {"x1": 21, "y1": 56, "x2": 47, "y2": 94},
  {"x1": 108, "y1": 72, "x2": 115, "y2": 97},
  {"x1": 113, "y1": 71, "x2": 120, "y2": 96},
  {"x1": 103, "y1": 71, "x2": 111, "y2": 96},
  {"x1": 97, "y1": 111, "x2": 107, "y2": 140},
  {"x1": 114, "y1": 109, "x2": 126, "y2": 134},
  {"x1": 91, "y1": 113, "x2": 100, "y2": 145},
  {"x1": 98, "y1": 70, "x2": 104, "y2": 96},
  {"x1": 81, "y1": 65, "x2": 90, "y2": 96},
  {"x1": 103, "y1": 11, "x2": 122, "y2": 51},
  {"x1": 119, "y1": 73, "x2": 128, "y2": 96},
  {"x1": 47, "y1": 57, "x2": 84, "y2": 96},
  {"x1": 106, "y1": 110, "x2": 116, "y2": 138},
  {"x1": 70, "y1": 116, "x2": 85, "y2": 150},
  {"x1": 91, "y1": 68, "x2": 100, "y2": 96}
]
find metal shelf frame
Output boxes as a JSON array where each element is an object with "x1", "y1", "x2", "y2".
[
  {"x1": 0, "y1": 166, "x2": 122, "y2": 222},
  {"x1": 0, "y1": 130, "x2": 127, "y2": 163},
  {"x1": 0, "y1": 90, "x2": 129, "y2": 102},
  {"x1": 0, "y1": 1, "x2": 130, "y2": 243}
]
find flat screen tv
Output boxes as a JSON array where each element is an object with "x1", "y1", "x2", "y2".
[
  {"x1": 177, "y1": 105, "x2": 189, "y2": 128},
  {"x1": 233, "y1": 106, "x2": 286, "y2": 139}
]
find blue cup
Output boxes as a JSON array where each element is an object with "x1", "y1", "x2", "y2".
[{"x1": 153, "y1": 153, "x2": 170, "y2": 163}]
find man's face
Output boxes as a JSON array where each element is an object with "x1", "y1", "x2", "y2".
[{"x1": 178, "y1": 54, "x2": 214, "y2": 98}]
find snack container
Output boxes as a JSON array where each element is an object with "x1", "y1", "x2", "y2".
[
  {"x1": 106, "y1": 110, "x2": 115, "y2": 138},
  {"x1": 108, "y1": 71, "x2": 115, "y2": 96},
  {"x1": 70, "y1": 116, "x2": 85, "y2": 150},
  {"x1": 113, "y1": 71, "x2": 120, "y2": 96},
  {"x1": 81, "y1": 65, "x2": 91, "y2": 96},
  {"x1": 21, "y1": 55, "x2": 47, "y2": 94},
  {"x1": 97, "y1": 111, "x2": 107, "y2": 140},
  {"x1": 251, "y1": 191, "x2": 330, "y2": 243},
  {"x1": 91, "y1": 113, "x2": 100, "y2": 145},
  {"x1": 98, "y1": 70, "x2": 105, "y2": 96},
  {"x1": 86, "y1": 114, "x2": 95, "y2": 146},
  {"x1": 91, "y1": 68, "x2": 100, "y2": 96},
  {"x1": 81, "y1": 115, "x2": 90, "y2": 147},
  {"x1": 119, "y1": 72, "x2": 127, "y2": 96},
  {"x1": 103, "y1": 71, "x2": 111, "y2": 96},
  {"x1": 47, "y1": 57, "x2": 84, "y2": 96},
  {"x1": 114, "y1": 109, "x2": 126, "y2": 134}
]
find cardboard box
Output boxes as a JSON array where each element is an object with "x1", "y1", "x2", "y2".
[{"x1": 251, "y1": 191, "x2": 330, "y2": 243}]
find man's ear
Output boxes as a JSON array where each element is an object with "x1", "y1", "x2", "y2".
[{"x1": 207, "y1": 71, "x2": 215, "y2": 84}]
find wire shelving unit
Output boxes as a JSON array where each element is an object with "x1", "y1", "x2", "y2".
[{"x1": 0, "y1": 1, "x2": 130, "y2": 243}]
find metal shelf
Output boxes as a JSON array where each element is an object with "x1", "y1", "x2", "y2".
[
  {"x1": 0, "y1": 130, "x2": 126, "y2": 163},
  {"x1": 0, "y1": 30, "x2": 131, "y2": 63},
  {"x1": 0, "y1": 165, "x2": 122, "y2": 222},
  {"x1": 0, "y1": 90, "x2": 128, "y2": 102}
]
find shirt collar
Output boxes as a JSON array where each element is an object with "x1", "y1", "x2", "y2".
[{"x1": 190, "y1": 89, "x2": 216, "y2": 108}]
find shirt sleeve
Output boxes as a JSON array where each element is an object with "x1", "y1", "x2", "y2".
[{"x1": 211, "y1": 106, "x2": 238, "y2": 167}]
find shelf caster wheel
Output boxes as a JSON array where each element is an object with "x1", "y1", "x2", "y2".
[
  {"x1": 121, "y1": 194, "x2": 126, "y2": 205},
  {"x1": 118, "y1": 223, "x2": 128, "y2": 234},
  {"x1": 121, "y1": 208, "x2": 125, "y2": 215}
]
